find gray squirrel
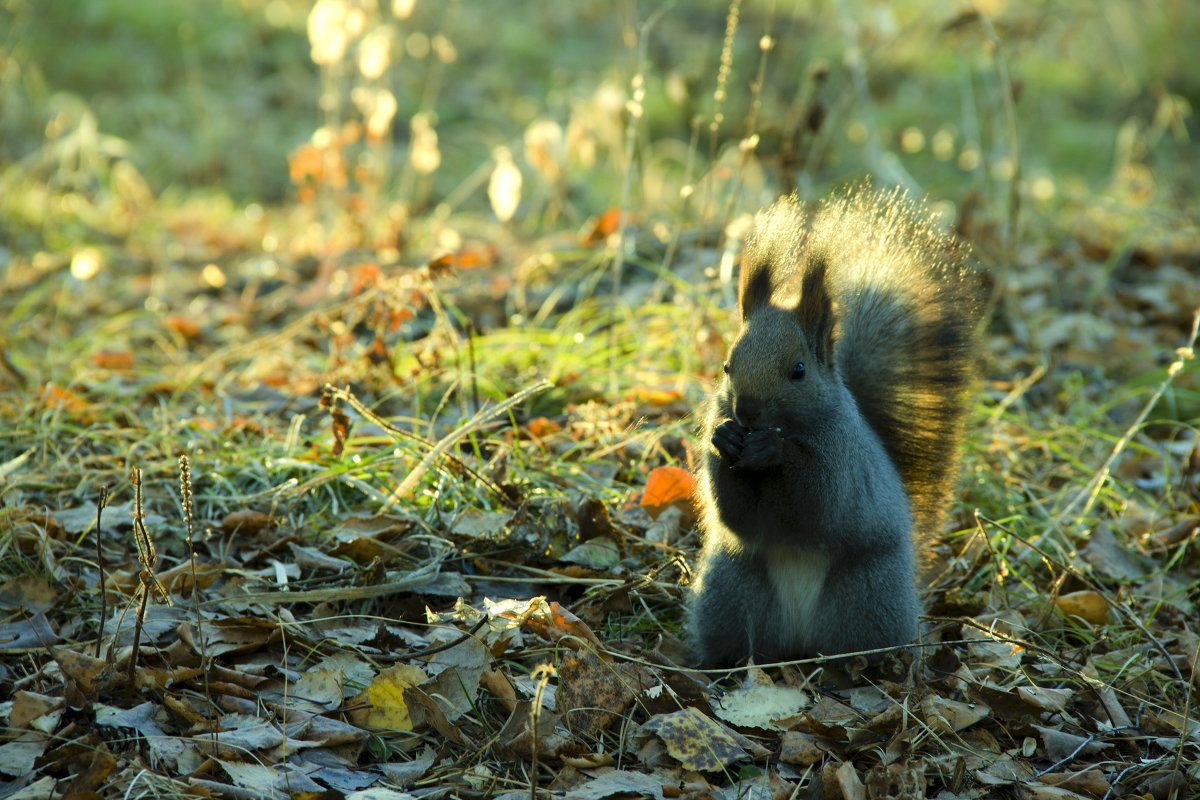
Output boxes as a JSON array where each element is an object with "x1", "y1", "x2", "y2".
[{"x1": 689, "y1": 188, "x2": 980, "y2": 667}]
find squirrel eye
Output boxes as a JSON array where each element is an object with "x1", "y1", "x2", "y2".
[
  {"x1": 790, "y1": 361, "x2": 806, "y2": 380},
  {"x1": 722, "y1": 361, "x2": 730, "y2": 375}
]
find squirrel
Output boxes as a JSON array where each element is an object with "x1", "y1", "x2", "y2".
[{"x1": 688, "y1": 187, "x2": 980, "y2": 668}]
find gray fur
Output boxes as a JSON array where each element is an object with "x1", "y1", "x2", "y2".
[{"x1": 688, "y1": 188, "x2": 979, "y2": 667}]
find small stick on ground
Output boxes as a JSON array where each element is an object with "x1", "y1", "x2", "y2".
[{"x1": 94, "y1": 485, "x2": 109, "y2": 659}]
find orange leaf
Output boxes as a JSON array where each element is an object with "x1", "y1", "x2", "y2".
[
  {"x1": 582, "y1": 208, "x2": 622, "y2": 246},
  {"x1": 641, "y1": 466, "x2": 698, "y2": 522},
  {"x1": 524, "y1": 417, "x2": 562, "y2": 439},
  {"x1": 627, "y1": 387, "x2": 685, "y2": 406},
  {"x1": 164, "y1": 315, "x2": 201, "y2": 338},
  {"x1": 90, "y1": 351, "x2": 135, "y2": 370}
]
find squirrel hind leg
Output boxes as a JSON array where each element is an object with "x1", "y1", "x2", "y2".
[{"x1": 688, "y1": 547, "x2": 774, "y2": 668}]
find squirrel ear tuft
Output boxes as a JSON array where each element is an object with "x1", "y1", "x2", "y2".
[
  {"x1": 797, "y1": 256, "x2": 836, "y2": 364},
  {"x1": 738, "y1": 255, "x2": 773, "y2": 319}
]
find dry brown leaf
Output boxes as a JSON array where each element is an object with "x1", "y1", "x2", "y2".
[
  {"x1": 403, "y1": 685, "x2": 471, "y2": 745},
  {"x1": 0, "y1": 576, "x2": 58, "y2": 613},
  {"x1": 1016, "y1": 685, "x2": 1073, "y2": 712},
  {"x1": 449, "y1": 508, "x2": 513, "y2": 538},
  {"x1": 497, "y1": 700, "x2": 570, "y2": 759},
  {"x1": 558, "y1": 650, "x2": 638, "y2": 736},
  {"x1": 835, "y1": 760, "x2": 866, "y2": 800},
  {"x1": 639, "y1": 707, "x2": 749, "y2": 773},
  {"x1": 778, "y1": 731, "x2": 829, "y2": 766},
  {"x1": 220, "y1": 509, "x2": 273, "y2": 534},
  {"x1": 1041, "y1": 768, "x2": 1111, "y2": 796},
  {"x1": 519, "y1": 599, "x2": 604, "y2": 650},
  {"x1": 292, "y1": 667, "x2": 347, "y2": 710},
  {"x1": 921, "y1": 695, "x2": 989, "y2": 734},
  {"x1": 53, "y1": 649, "x2": 107, "y2": 696},
  {"x1": 419, "y1": 637, "x2": 488, "y2": 722},
  {"x1": 9, "y1": 692, "x2": 62, "y2": 733}
]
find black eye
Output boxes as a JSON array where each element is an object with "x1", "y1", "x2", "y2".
[
  {"x1": 790, "y1": 361, "x2": 805, "y2": 380},
  {"x1": 722, "y1": 361, "x2": 730, "y2": 375}
]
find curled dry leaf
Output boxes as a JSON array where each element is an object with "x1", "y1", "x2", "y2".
[
  {"x1": 713, "y1": 670, "x2": 809, "y2": 731},
  {"x1": 1054, "y1": 590, "x2": 1108, "y2": 625}
]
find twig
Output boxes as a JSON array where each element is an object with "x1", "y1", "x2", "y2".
[
  {"x1": 400, "y1": 616, "x2": 489, "y2": 660},
  {"x1": 93, "y1": 485, "x2": 109, "y2": 659}
]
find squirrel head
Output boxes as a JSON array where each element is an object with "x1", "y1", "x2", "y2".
[{"x1": 724, "y1": 254, "x2": 842, "y2": 432}]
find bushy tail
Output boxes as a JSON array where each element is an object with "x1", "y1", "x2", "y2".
[{"x1": 749, "y1": 187, "x2": 981, "y2": 536}]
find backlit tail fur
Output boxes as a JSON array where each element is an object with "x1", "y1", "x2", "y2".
[{"x1": 740, "y1": 187, "x2": 980, "y2": 538}]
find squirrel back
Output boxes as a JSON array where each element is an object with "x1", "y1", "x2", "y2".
[
  {"x1": 739, "y1": 188, "x2": 979, "y2": 537},
  {"x1": 688, "y1": 187, "x2": 980, "y2": 667}
]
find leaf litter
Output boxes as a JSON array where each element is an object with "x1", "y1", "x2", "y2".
[{"x1": 3, "y1": 4, "x2": 1200, "y2": 800}]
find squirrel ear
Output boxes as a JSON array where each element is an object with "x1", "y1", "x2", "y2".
[
  {"x1": 796, "y1": 256, "x2": 836, "y2": 364},
  {"x1": 738, "y1": 255, "x2": 773, "y2": 319}
]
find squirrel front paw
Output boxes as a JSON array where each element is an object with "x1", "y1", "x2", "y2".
[
  {"x1": 734, "y1": 427, "x2": 784, "y2": 470},
  {"x1": 712, "y1": 419, "x2": 749, "y2": 462},
  {"x1": 712, "y1": 421, "x2": 783, "y2": 470}
]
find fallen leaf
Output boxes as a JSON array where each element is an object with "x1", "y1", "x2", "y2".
[
  {"x1": 778, "y1": 731, "x2": 828, "y2": 766},
  {"x1": 563, "y1": 769, "x2": 667, "y2": 800},
  {"x1": 561, "y1": 536, "x2": 620, "y2": 569},
  {"x1": 220, "y1": 509, "x2": 273, "y2": 534},
  {"x1": 836, "y1": 760, "x2": 866, "y2": 800},
  {"x1": 347, "y1": 664, "x2": 428, "y2": 731},
  {"x1": 921, "y1": 695, "x2": 989, "y2": 734},
  {"x1": 0, "y1": 575, "x2": 58, "y2": 613},
  {"x1": 9, "y1": 692, "x2": 62, "y2": 732},
  {"x1": 90, "y1": 350, "x2": 135, "y2": 370},
  {"x1": 0, "y1": 739, "x2": 46, "y2": 778},
  {"x1": 713, "y1": 670, "x2": 809, "y2": 731},
  {"x1": 1054, "y1": 590, "x2": 1108, "y2": 625},
  {"x1": 640, "y1": 707, "x2": 749, "y2": 773},
  {"x1": 640, "y1": 466, "x2": 698, "y2": 526},
  {"x1": 558, "y1": 650, "x2": 638, "y2": 735},
  {"x1": 0, "y1": 613, "x2": 59, "y2": 650}
]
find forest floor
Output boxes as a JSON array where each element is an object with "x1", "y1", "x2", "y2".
[{"x1": 1, "y1": 1, "x2": 1199, "y2": 798}]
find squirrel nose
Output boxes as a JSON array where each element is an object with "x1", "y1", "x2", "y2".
[{"x1": 733, "y1": 396, "x2": 765, "y2": 428}]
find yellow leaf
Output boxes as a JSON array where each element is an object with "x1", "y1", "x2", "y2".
[
  {"x1": 1054, "y1": 590, "x2": 1108, "y2": 625},
  {"x1": 347, "y1": 664, "x2": 428, "y2": 731}
]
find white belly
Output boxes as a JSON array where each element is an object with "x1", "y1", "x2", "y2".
[{"x1": 765, "y1": 548, "x2": 831, "y2": 648}]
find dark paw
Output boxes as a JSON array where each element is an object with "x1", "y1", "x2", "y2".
[
  {"x1": 711, "y1": 420, "x2": 749, "y2": 462},
  {"x1": 732, "y1": 427, "x2": 784, "y2": 470}
]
